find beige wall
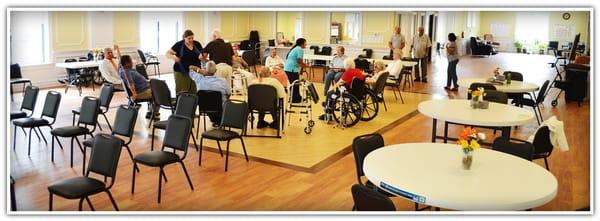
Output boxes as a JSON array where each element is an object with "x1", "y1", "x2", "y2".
[
  {"x1": 220, "y1": 11, "x2": 251, "y2": 42},
  {"x1": 183, "y1": 12, "x2": 204, "y2": 43},
  {"x1": 113, "y1": 12, "x2": 139, "y2": 48},
  {"x1": 250, "y1": 12, "x2": 276, "y2": 41},
  {"x1": 51, "y1": 12, "x2": 89, "y2": 52},
  {"x1": 276, "y1": 12, "x2": 298, "y2": 41},
  {"x1": 302, "y1": 12, "x2": 330, "y2": 44},
  {"x1": 361, "y1": 11, "x2": 395, "y2": 48}
]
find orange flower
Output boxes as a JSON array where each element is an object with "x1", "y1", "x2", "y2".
[{"x1": 458, "y1": 128, "x2": 477, "y2": 142}]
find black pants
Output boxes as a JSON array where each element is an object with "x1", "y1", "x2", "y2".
[
  {"x1": 286, "y1": 71, "x2": 301, "y2": 102},
  {"x1": 208, "y1": 112, "x2": 222, "y2": 125},
  {"x1": 258, "y1": 110, "x2": 277, "y2": 123},
  {"x1": 446, "y1": 59, "x2": 459, "y2": 87}
]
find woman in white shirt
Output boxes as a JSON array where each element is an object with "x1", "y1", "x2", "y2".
[
  {"x1": 249, "y1": 68, "x2": 286, "y2": 129},
  {"x1": 384, "y1": 49, "x2": 404, "y2": 79},
  {"x1": 265, "y1": 48, "x2": 284, "y2": 70}
]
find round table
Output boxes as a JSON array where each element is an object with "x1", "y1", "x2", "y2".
[
  {"x1": 363, "y1": 143, "x2": 558, "y2": 211},
  {"x1": 457, "y1": 78, "x2": 539, "y2": 93},
  {"x1": 418, "y1": 99, "x2": 535, "y2": 142}
]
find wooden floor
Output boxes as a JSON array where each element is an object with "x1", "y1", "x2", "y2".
[{"x1": 9, "y1": 52, "x2": 590, "y2": 211}]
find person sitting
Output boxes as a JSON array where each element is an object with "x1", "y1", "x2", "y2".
[
  {"x1": 98, "y1": 45, "x2": 124, "y2": 90},
  {"x1": 319, "y1": 58, "x2": 365, "y2": 121},
  {"x1": 265, "y1": 48, "x2": 284, "y2": 71},
  {"x1": 385, "y1": 49, "x2": 404, "y2": 80},
  {"x1": 323, "y1": 46, "x2": 348, "y2": 95},
  {"x1": 365, "y1": 60, "x2": 386, "y2": 88},
  {"x1": 249, "y1": 68, "x2": 286, "y2": 129},
  {"x1": 231, "y1": 46, "x2": 250, "y2": 70},
  {"x1": 118, "y1": 55, "x2": 157, "y2": 119},
  {"x1": 270, "y1": 64, "x2": 289, "y2": 89},
  {"x1": 189, "y1": 61, "x2": 231, "y2": 126}
]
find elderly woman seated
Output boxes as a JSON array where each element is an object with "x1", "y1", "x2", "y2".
[
  {"x1": 318, "y1": 58, "x2": 365, "y2": 121},
  {"x1": 249, "y1": 68, "x2": 286, "y2": 129},
  {"x1": 365, "y1": 60, "x2": 386, "y2": 88}
]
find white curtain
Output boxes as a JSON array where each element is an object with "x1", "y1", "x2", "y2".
[
  {"x1": 139, "y1": 12, "x2": 183, "y2": 55},
  {"x1": 515, "y1": 12, "x2": 550, "y2": 47},
  {"x1": 10, "y1": 11, "x2": 50, "y2": 65}
]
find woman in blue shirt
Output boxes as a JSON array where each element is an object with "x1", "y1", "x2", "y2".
[{"x1": 284, "y1": 38, "x2": 309, "y2": 102}]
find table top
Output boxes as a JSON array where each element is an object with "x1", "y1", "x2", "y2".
[
  {"x1": 418, "y1": 99, "x2": 535, "y2": 127},
  {"x1": 303, "y1": 54, "x2": 334, "y2": 61},
  {"x1": 55, "y1": 61, "x2": 102, "y2": 69},
  {"x1": 363, "y1": 143, "x2": 558, "y2": 211},
  {"x1": 457, "y1": 78, "x2": 539, "y2": 93},
  {"x1": 366, "y1": 59, "x2": 418, "y2": 67}
]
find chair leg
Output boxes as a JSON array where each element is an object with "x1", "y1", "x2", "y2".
[
  {"x1": 37, "y1": 127, "x2": 48, "y2": 144},
  {"x1": 78, "y1": 198, "x2": 84, "y2": 211},
  {"x1": 240, "y1": 137, "x2": 249, "y2": 162},
  {"x1": 544, "y1": 157, "x2": 549, "y2": 170},
  {"x1": 102, "y1": 113, "x2": 113, "y2": 131},
  {"x1": 216, "y1": 141, "x2": 224, "y2": 157},
  {"x1": 124, "y1": 145, "x2": 139, "y2": 172},
  {"x1": 225, "y1": 140, "x2": 231, "y2": 171},
  {"x1": 28, "y1": 128, "x2": 33, "y2": 155},
  {"x1": 391, "y1": 86, "x2": 398, "y2": 100},
  {"x1": 48, "y1": 193, "x2": 53, "y2": 211},
  {"x1": 75, "y1": 137, "x2": 85, "y2": 175},
  {"x1": 131, "y1": 162, "x2": 137, "y2": 194},
  {"x1": 537, "y1": 105, "x2": 544, "y2": 123},
  {"x1": 85, "y1": 197, "x2": 95, "y2": 211},
  {"x1": 106, "y1": 190, "x2": 119, "y2": 211},
  {"x1": 33, "y1": 127, "x2": 41, "y2": 141},
  {"x1": 398, "y1": 87, "x2": 405, "y2": 104},
  {"x1": 151, "y1": 127, "x2": 156, "y2": 151},
  {"x1": 199, "y1": 137, "x2": 204, "y2": 166},
  {"x1": 13, "y1": 125, "x2": 17, "y2": 151},
  {"x1": 381, "y1": 94, "x2": 388, "y2": 111},
  {"x1": 72, "y1": 113, "x2": 76, "y2": 126},
  {"x1": 180, "y1": 161, "x2": 194, "y2": 191},
  {"x1": 158, "y1": 167, "x2": 164, "y2": 203},
  {"x1": 190, "y1": 132, "x2": 199, "y2": 151},
  {"x1": 70, "y1": 137, "x2": 75, "y2": 168},
  {"x1": 533, "y1": 106, "x2": 541, "y2": 125}
]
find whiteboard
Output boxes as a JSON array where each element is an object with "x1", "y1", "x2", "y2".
[
  {"x1": 552, "y1": 24, "x2": 575, "y2": 40},
  {"x1": 490, "y1": 23, "x2": 509, "y2": 37}
]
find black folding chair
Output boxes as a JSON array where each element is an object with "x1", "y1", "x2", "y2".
[
  {"x1": 351, "y1": 184, "x2": 396, "y2": 211},
  {"x1": 151, "y1": 93, "x2": 199, "y2": 151},
  {"x1": 149, "y1": 79, "x2": 176, "y2": 128},
  {"x1": 137, "y1": 49, "x2": 160, "y2": 77},
  {"x1": 72, "y1": 83, "x2": 115, "y2": 131},
  {"x1": 11, "y1": 85, "x2": 39, "y2": 120},
  {"x1": 196, "y1": 90, "x2": 223, "y2": 134},
  {"x1": 246, "y1": 84, "x2": 283, "y2": 138},
  {"x1": 13, "y1": 91, "x2": 61, "y2": 155},
  {"x1": 492, "y1": 137, "x2": 534, "y2": 161},
  {"x1": 10, "y1": 63, "x2": 32, "y2": 101}
]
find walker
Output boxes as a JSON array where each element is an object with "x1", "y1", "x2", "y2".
[{"x1": 286, "y1": 79, "x2": 319, "y2": 134}]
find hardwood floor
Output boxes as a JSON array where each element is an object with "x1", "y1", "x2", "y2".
[{"x1": 9, "y1": 52, "x2": 590, "y2": 211}]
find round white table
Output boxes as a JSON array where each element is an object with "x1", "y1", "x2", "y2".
[
  {"x1": 363, "y1": 143, "x2": 558, "y2": 211},
  {"x1": 457, "y1": 78, "x2": 539, "y2": 93},
  {"x1": 418, "y1": 99, "x2": 535, "y2": 142}
]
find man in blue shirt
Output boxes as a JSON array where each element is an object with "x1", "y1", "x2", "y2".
[
  {"x1": 118, "y1": 55, "x2": 158, "y2": 119},
  {"x1": 190, "y1": 61, "x2": 231, "y2": 125},
  {"x1": 323, "y1": 46, "x2": 347, "y2": 95}
]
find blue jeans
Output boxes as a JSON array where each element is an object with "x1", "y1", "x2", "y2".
[
  {"x1": 446, "y1": 59, "x2": 459, "y2": 87},
  {"x1": 324, "y1": 70, "x2": 343, "y2": 94}
]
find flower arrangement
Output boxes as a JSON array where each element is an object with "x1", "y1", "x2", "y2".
[
  {"x1": 90, "y1": 48, "x2": 103, "y2": 61},
  {"x1": 458, "y1": 128, "x2": 486, "y2": 170}
]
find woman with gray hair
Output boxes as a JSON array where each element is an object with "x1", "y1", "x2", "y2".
[{"x1": 365, "y1": 60, "x2": 386, "y2": 87}]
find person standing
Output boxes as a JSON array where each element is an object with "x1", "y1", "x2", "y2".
[
  {"x1": 323, "y1": 46, "x2": 347, "y2": 95},
  {"x1": 202, "y1": 30, "x2": 234, "y2": 66},
  {"x1": 411, "y1": 26, "x2": 432, "y2": 83},
  {"x1": 388, "y1": 26, "x2": 406, "y2": 57},
  {"x1": 166, "y1": 29, "x2": 203, "y2": 94},
  {"x1": 284, "y1": 38, "x2": 309, "y2": 102},
  {"x1": 445, "y1": 33, "x2": 460, "y2": 91}
]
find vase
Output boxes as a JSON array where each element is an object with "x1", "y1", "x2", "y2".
[{"x1": 462, "y1": 149, "x2": 473, "y2": 170}]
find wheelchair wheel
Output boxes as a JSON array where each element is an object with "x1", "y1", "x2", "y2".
[
  {"x1": 551, "y1": 100, "x2": 558, "y2": 107},
  {"x1": 360, "y1": 89, "x2": 379, "y2": 121},
  {"x1": 304, "y1": 126, "x2": 312, "y2": 134},
  {"x1": 332, "y1": 93, "x2": 362, "y2": 127},
  {"x1": 308, "y1": 120, "x2": 315, "y2": 127}
]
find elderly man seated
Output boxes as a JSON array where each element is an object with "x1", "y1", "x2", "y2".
[
  {"x1": 189, "y1": 61, "x2": 231, "y2": 126},
  {"x1": 98, "y1": 45, "x2": 124, "y2": 90},
  {"x1": 319, "y1": 58, "x2": 365, "y2": 121},
  {"x1": 323, "y1": 46, "x2": 347, "y2": 95},
  {"x1": 249, "y1": 68, "x2": 286, "y2": 129}
]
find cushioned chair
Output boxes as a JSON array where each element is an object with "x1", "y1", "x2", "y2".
[
  {"x1": 502, "y1": 71, "x2": 526, "y2": 101},
  {"x1": 48, "y1": 134, "x2": 123, "y2": 211},
  {"x1": 135, "y1": 63, "x2": 150, "y2": 80},
  {"x1": 137, "y1": 49, "x2": 160, "y2": 77},
  {"x1": 531, "y1": 126, "x2": 553, "y2": 170},
  {"x1": 372, "y1": 72, "x2": 390, "y2": 111},
  {"x1": 200, "y1": 100, "x2": 249, "y2": 171},
  {"x1": 11, "y1": 85, "x2": 39, "y2": 120},
  {"x1": 483, "y1": 90, "x2": 508, "y2": 104},
  {"x1": 10, "y1": 63, "x2": 32, "y2": 101},
  {"x1": 242, "y1": 50, "x2": 258, "y2": 73},
  {"x1": 13, "y1": 91, "x2": 61, "y2": 155},
  {"x1": 492, "y1": 137, "x2": 534, "y2": 161},
  {"x1": 149, "y1": 79, "x2": 176, "y2": 128},
  {"x1": 10, "y1": 176, "x2": 16, "y2": 211},
  {"x1": 151, "y1": 93, "x2": 199, "y2": 151},
  {"x1": 51, "y1": 96, "x2": 100, "y2": 174},
  {"x1": 470, "y1": 37, "x2": 495, "y2": 56},
  {"x1": 357, "y1": 48, "x2": 373, "y2": 59},
  {"x1": 72, "y1": 83, "x2": 115, "y2": 131},
  {"x1": 385, "y1": 71, "x2": 405, "y2": 104},
  {"x1": 196, "y1": 90, "x2": 223, "y2": 134},
  {"x1": 132, "y1": 115, "x2": 195, "y2": 203},
  {"x1": 354, "y1": 58, "x2": 371, "y2": 73},
  {"x1": 83, "y1": 105, "x2": 140, "y2": 173},
  {"x1": 247, "y1": 84, "x2": 283, "y2": 138},
  {"x1": 512, "y1": 80, "x2": 551, "y2": 125},
  {"x1": 351, "y1": 184, "x2": 396, "y2": 211}
]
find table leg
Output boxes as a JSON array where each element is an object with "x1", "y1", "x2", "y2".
[
  {"x1": 501, "y1": 127, "x2": 511, "y2": 141},
  {"x1": 443, "y1": 122, "x2": 448, "y2": 143},
  {"x1": 431, "y1": 118, "x2": 437, "y2": 143}
]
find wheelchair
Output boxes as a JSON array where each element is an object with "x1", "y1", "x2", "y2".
[{"x1": 326, "y1": 77, "x2": 379, "y2": 128}]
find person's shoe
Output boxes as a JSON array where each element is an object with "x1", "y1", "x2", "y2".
[
  {"x1": 318, "y1": 114, "x2": 327, "y2": 121},
  {"x1": 268, "y1": 121, "x2": 279, "y2": 129},
  {"x1": 257, "y1": 120, "x2": 269, "y2": 129},
  {"x1": 451, "y1": 87, "x2": 459, "y2": 91},
  {"x1": 444, "y1": 86, "x2": 451, "y2": 90},
  {"x1": 57, "y1": 79, "x2": 66, "y2": 84},
  {"x1": 421, "y1": 79, "x2": 428, "y2": 83},
  {"x1": 376, "y1": 94, "x2": 384, "y2": 102}
]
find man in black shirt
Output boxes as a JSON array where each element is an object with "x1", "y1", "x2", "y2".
[{"x1": 202, "y1": 30, "x2": 234, "y2": 66}]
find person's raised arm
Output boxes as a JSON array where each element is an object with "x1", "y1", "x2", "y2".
[{"x1": 113, "y1": 44, "x2": 122, "y2": 58}]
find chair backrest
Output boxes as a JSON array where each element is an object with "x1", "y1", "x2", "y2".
[
  {"x1": 112, "y1": 105, "x2": 138, "y2": 138},
  {"x1": 467, "y1": 83, "x2": 497, "y2": 99},
  {"x1": 242, "y1": 50, "x2": 257, "y2": 66},
  {"x1": 349, "y1": 77, "x2": 366, "y2": 99},
  {"x1": 162, "y1": 115, "x2": 193, "y2": 153},
  {"x1": 135, "y1": 64, "x2": 149, "y2": 79},
  {"x1": 248, "y1": 84, "x2": 278, "y2": 112},
  {"x1": 351, "y1": 184, "x2": 396, "y2": 211},
  {"x1": 78, "y1": 96, "x2": 101, "y2": 126},
  {"x1": 503, "y1": 71, "x2": 524, "y2": 81},
  {"x1": 99, "y1": 83, "x2": 115, "y2": 109},
  {"x1": 484, "y1": 90, "x2": 508, "y2": 104},
  {"x1": 532, "y1": 126, "x2": 553, "y2": 156},
  {"x1": 309, "y1": 45, "x2": 320, "y2": 54},
  {"x1": 548, "y1": 41, "x2": 559, "y2": 50},
  {"x1": 268, "y1": 39, "x2": 275, "y2": 47},
  {"x1": 352, "y1": 133, "x2": 384, "y2": 184},
  {"x1": 321, "y1": 46, "x2": 332, "y2": 55},
  {"x1": 174, "y1": 93, "x2": 198, "y2": 121},
  {"x1": 363, "y1": 48, "x2": 373, "y2": 58},
  {"x1": 354, "y1": 58, "x2": 371, "y2": 73},
  {"x1": 536, "y1": 80, "x2": 551, "y2": 105},
  {"x1": 220, "y1": 99, "x2": 248, "y2": 130},
  {"x1": 197, "y1": 90, "x2": 223, "y2": 113},
  {"x1": 21, "y1": 85, "x2": 39, "y2": 112},
  {"x1": 373, "y1": 72, "x2": 390, "y2": 95},
  {"x1": 87, "y1": 134, "x2": 123, "y2": 182},
  {"x1": 136, "y1": 49, "x2": 147, "y2": 63},
  {"x1": 41, "y1": 91, "x2": 62, "y2": 120},
  {"x1": 150, "y1": 79, "x2": 173, "y2": 106},
  {"x1": 492, "y1": 138, "x2": 534, "y2": 161},
  {"x1": 239, "y1": 40, "x2": 251, "y2": 50},
  {"x1": 382, "y1": 55, "x2": 393, "y2": 60},
  {"x1": 64, "y1": 58, "x2": 79, "y2": 75},
  {"x1": 10, "y1": 63, "x2": 23, "y2": 79}
]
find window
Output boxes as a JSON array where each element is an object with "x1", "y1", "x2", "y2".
[
  {"x1": 344, "y1": 12, "x2": 361, "y2": 45},
  {"x1": 515, "y1": 12, "x2": 550, "y2": 48},
  {"x1": 10, "y1": 11, "x2": 50, "y2": 65},
  {"x1": 294, "y1": 16, "x2": 303, "y2": 39},
  {"x1": 139, "y1": 12, "x2": 183, "y2": 55}
]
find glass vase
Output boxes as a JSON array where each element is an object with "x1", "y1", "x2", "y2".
[{"x1": 462, "y1": 149, "x2": 473, "y2": 170}]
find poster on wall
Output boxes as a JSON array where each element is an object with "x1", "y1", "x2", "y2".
[{"x1": 552, "y1": 24, "x2": 575, "y2": 40}]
